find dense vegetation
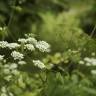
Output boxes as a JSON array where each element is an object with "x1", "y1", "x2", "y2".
[{"x1": 0, "y1": 0, "x2": 96, "y2": 96}]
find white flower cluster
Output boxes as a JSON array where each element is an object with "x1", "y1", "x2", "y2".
[
  {"x1": 79, "y1": 57, "x2": 96, "y2": 66},
  {"x1": 33, "y1": 60, "x2": 46, "y2": 69},
  {"x1": 18, "y1": 37, "x2": 37, "y2": 44},
  {"x1": 26, "y1": 37, "x2": 37, "y2": 44},
  {"x1": 0, "y1": 41, "x2": 20, "y2": 49},
  {"x1": 84, "y1": 57, "x2": 96, "y2": 66},
  {"x1": 11, "y1": 51, "x2": 24, "y2": 60},
  {"x1": 18, "y1": 60, "x2": 26, "y2": 65},
  {"x1": 91, "y1": 70, "x2": 96, "y2": 75},
  {"x1": 79, "y1": 57, "x2": 96, "y2": 75},
  {"x1": 0, "y1": 41, "x2": 8, "y2": 48},
  {"x1": 35, "y1": 41, "x2": 50, "y2": 52},
  {"x1": 0, "y1": 55, "x2": 4, "y2": 61},
  {"x1": 18, "y1": 38, "x2": 27, "y2": 43},
  {"x1": 0, "y1": 36, "x2": 50, "y2": 96},
  {"x1": 0, "y1": 27, "x2": 3, "y2": 31},
  {"x1": 18, "y1": 37, "x2": 50, "y2": 52},
  {"x1": 0, "y1": 55, "x2": 20, "y2": 82},
  {"x1": 7, "y1": 43, "x2": 20, "y2": 49},
  {"x1": 0, "y1": 37, "x2": 50, "y2": 53},
  {"x1": 3, "y1": 63, "x2": 20, "y2": 81},
  {"x1": 24, "y1": 44, "x2": 35, "y2": 51},
  {"x1": 1, "y1": 86, "x2": 14, "y2": 96}
]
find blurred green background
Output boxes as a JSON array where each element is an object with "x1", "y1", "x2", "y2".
[
  {"x1": 0, "y1": 0, "x2": 96, "y2": 52},
  {"x1": 0, "y1": 0, "x2": 96, "y2": 96}
]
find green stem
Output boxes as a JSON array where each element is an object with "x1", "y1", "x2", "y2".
[{"x1": 90, "y1": 24, "x2": 96, "y2": 38}]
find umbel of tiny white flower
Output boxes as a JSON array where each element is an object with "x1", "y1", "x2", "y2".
[
  {"x1": 0, "y1": 41, "x2": 8, "y2": 48},
  {"x1": 91, "y1": 70, "x2": 96, "y2": 75},
  {"x1": 26, "y1": 37, "x2": 37, "y2": 44},
  {"x1": 1, "y1": 87, "x2": 6, "y2": 93},
  {"x1": 0, "y1": 36, "x2": 50, "y2": 96},
  {"x1": 11, "y1": 51, "x2": 24, "y2": 60},
  {"x1": 33, "y1": 60, "x2": 46, "y2": 69},
  {"x1": 0, "y1": 55, "x2": 4, "y2": 61},
  {"x1": 35, "y1": 41, "x2": 50, "y2": 52},
  {"x1": 7, "y1": 43, "x2": 20, "y2": 49},
  {"x1": 84, "y1": 57, "x2": 96, "y2": 66},
  {"x1": 1, "y1": 86, "x2": 14, "y2": 96},
  {"x1": 10, "y1": 63, "x2": 18, "y2": 69},
  {"x1": 3, "y1": 68, "x2": 10, "y2": 74},
  {"x1": 1, "y1": 93, "x2": 8, "y2": 96},
  {"x1": 24, "y1": 44, "x2": 35, "y2": 51},
  {"x1": 4, "y1": 75, "x2": 12, "y2": 81},
  {"x1": 91, "y1": 52, "x2": 95, "y2": 56},
  {"x1": 0, "y1": 27, "x2": 3, "y2": 30},
  {"x1": 18, "y1": 38, "x2": 27, "y2": 43},
  {"x1": 3, "y1": 63, "x2": 19, "y2": 78},
  {"x1": 1, "y1": 87, "x2": 7, "y2": 96},
  {"x1": 84, "y1": 57, "x2": 91, "y2": 62},
  {"x1": 79, "y1": 60, "x2": 84, "y2": 65},
  {"x1": 18, "y1": 61, "x2": 26, "y2": 65},
  {"x1": 11, "y1": 69, "x2": 20, "y2": 75}
]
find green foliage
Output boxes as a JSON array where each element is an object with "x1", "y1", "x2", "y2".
[
  {"x1": 36, "y1": 11, "x2": 86, "y2": 51},
  {"x1": 0, "y1": 0, "x2": 96, "y2": 96}
]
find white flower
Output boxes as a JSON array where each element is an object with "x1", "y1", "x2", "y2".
[
  {"x1": 1, "y1": 93, "x2": 8, "y2": 96},
  {"x1": 90, "y1": 58, "x2": 96, "y2": 66},
  {"x1": 9, "y1": 92, "x2": 14, "y2": 96},
  {"x1": 84, "y1": 57, "x2": 96, "y2": 66},
  {"x1": 10, "y1": 63, "x2": 18, "y2": 69},
  {"x1": 4, "y1": 64, "x2": 10, "y2": 68},
  {"x1": 84, "y1": 57, "x2": 91, "y2": 62},
  {"x1": 0, "y1": 55, "x2": 4, "y2": 61},
  {"x1": 7, "y1": 43, "x2": 20, "y2": 49},
  {"x1": 35, "y1": 41, "x2": 50, "y2": 52},
  {"x1": 33, "y1": 60, "x2": 46, "y2": 69},
  {"x1": 91, "y1": 52, "x2": 95, "y2": 56},
  {"x1": 3, "y1": 69, "x2": 10, "y2": 74},
  {"x1": 18, "y1": 61, "x2": 26, "y2": 65},
  {"x1": 11, "y1": 51, "x2": 24, "y2": 60},
  {"x1": 92, "y1": 61, "x2": 96, "y2": 66},
  {"x1": 11, "y1": 69, "x2": 20, "y2": 75},
  {"x1": 4, "y1": 75, "x2": 12, "y2": 81},
  {"x1": 91, "y1": 70, "x2": 96, "y2": 75},
  {"x1": 1, "y1": 87, "x2": 6, "y2": 93},
  {"x1": 0, "y1": 41, "x2": 8, "y2": 48},
  {"x1": 79, "y1": 60, "x2": 84, "y2": 65},
  {"x1": 26, "y1": 37, "x2": 37, "y2": 44},
  {"x1": 86, "y1": 63, "x2": 91, "y2": 66},
  {"x1": 24, "y1": 44, "x2": 35, "y2": 51},
  {"x1": 18, "y1": 38, "x2": 27, "y2": 43},
  {"x1": 0, "y1": 27, "x2": 3, "y2": 31}
]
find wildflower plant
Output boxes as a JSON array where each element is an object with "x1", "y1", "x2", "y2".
[
  {"x1": 0, "y1": 35, "x2": 50, "y2": 96},
  {"x1": 41, "y1": 49, "x2": 96, "y2": 96}
]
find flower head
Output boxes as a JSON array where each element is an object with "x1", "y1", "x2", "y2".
[
  {"x1": 7, "y1": 43, "x2": 20, "y2": 49},
  {"x1": 26, "y1": 37, "x2": 37, "y2": 44},
  {"x1": 18, "y1": 38, "x2": 27, "y2": 43},
  {"x1": 0, "y1": 55, "x2": 4, "y2": 61},
  {"x1": 35, "y1": 41, "x2": 50, "y2": 52},
  {"x1": 11, "y1": 51, "x2": 24, "y2": 60},
  {"x1": 91, "y1": 70, "x2": 96, "y2": 75},
  {"x1": 18, "y1": 61, "x2": 26, "y2": 65},
  {"x1": 0, "y1": 41, "x2": 8, "y2": 48},
  {"x1": 24, "y1": 44, "x2": 35, "y2": 51},
  {"x1": 33, "y1": 60, "x2": 46, "y2": 69}
]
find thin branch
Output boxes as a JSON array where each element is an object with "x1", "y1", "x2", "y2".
[{"x1": 90, "y1": 24, "x2": 96, "y2": 38}]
